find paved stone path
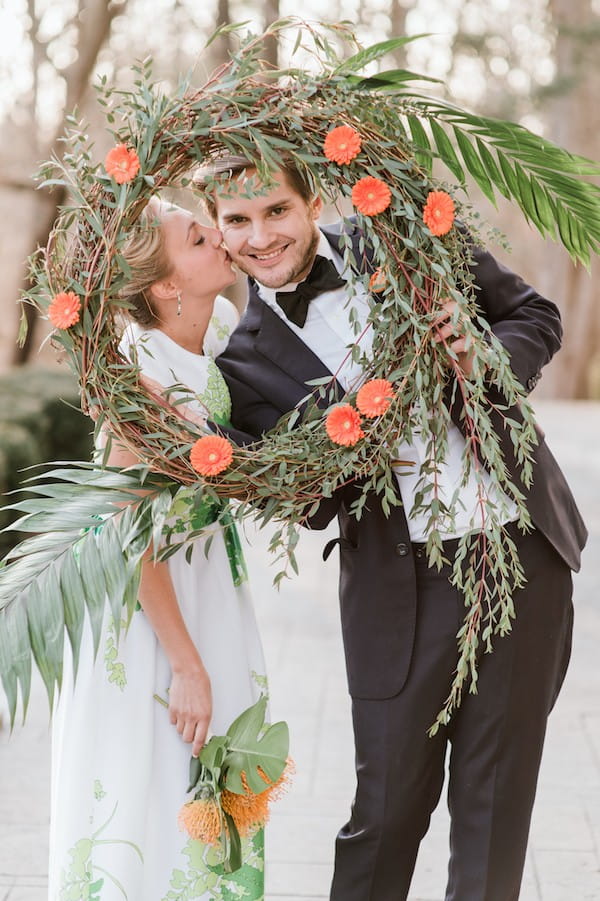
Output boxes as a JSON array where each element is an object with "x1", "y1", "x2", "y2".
[{"x1": 1, "y1": 400, "x2": 599, "y2": 900}]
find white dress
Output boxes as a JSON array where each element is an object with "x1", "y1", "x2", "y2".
[{"x1": 49, "y1": 298, "x2": 268, "y2": 901}]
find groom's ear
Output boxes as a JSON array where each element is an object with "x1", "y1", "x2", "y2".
[{"x1": 309, "y1": 194, "x2": 323, "y2": 221}]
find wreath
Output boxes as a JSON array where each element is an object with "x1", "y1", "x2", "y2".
[{"x1": 3, "y1": 21, "x2": 599, "y2": 732}]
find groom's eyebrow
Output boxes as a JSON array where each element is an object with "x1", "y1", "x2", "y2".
[{"x1": 220, "y1": 197, "x2": 292, "y2": 223}]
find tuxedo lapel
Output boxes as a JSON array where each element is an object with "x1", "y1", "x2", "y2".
[
  {"x1": 244, "y1": 288, "x2": 344, "y2": 408},
  {"x1": 322, "y1": 220, "x2": 376, "y2": 274}
]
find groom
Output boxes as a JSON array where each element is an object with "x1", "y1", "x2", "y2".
[{"x1": 198, "y1": 156, "x2": 586, "y2": 900}]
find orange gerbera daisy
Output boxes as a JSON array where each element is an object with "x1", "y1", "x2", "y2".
[
  {"x1": 47, "y1": 291, "x2": 81, "y2": 329},
  {"x1": 351, "y1": 176, "x2": 392, "y2": 216},
  {"x1": 325, "y1": 404, "x2": 365, "y2": 446},
  {"x1": 178, "y1": 797, "x2": 222, "y2": 844},
  {"x1": 104, "y1": 143, "x2": 141, "y2": 184},
  {"x1": 324, "y1": 125, "x2": 362, "y2": 165},
  {"x1": 422, "y1": 190, "x2": 455, "y2": 236},
  {"x1": 356, "y1": 379, "x2": 395, "y2": 417},
  {"x1": 368, "y1": 268, "x2": 387, "y2": 293},
  {"x1": 190, "y1": 435, "x2": 234, "y2": 476}
]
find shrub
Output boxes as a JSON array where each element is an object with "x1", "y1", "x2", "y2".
[{"x1": 0, "y1": 365, "x2": 93, "y2": 558}]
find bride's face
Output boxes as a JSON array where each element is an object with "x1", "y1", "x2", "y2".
[{"x1": 159, "y1": 203, "x2": 237, "y2": 303}]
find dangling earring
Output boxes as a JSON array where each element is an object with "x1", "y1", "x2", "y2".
[{"x1": 176, "y1": 290, "x2": 182, "y2": 317}]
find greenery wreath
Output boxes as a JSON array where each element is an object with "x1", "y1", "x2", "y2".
[{"x1": 3, "y1": 20, "x2": 600, "y2": 732}]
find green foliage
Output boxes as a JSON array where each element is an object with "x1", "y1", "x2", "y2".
[{"x1": 3, "y1": 21, "x2": 600, "y2": 730}]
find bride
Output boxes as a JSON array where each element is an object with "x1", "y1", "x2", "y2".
[{"x1": 49, "y1": 198, "x2": 267, "y2": 901}]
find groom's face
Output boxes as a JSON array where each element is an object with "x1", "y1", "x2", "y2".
[{"x1": 213, "y1": 169, "x2": 323, "y2": 289}]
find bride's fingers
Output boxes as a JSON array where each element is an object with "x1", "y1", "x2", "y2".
[
  {"x1": 181, "y1": 718, "x2": 197, "y2": 745},
  {"x1": 191, "y1": 722, "x2": 209, "y2": 758}
]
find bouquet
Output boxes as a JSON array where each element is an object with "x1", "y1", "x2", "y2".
[{"x1": 176, "y1": 696, "x2": 292, "y2": 872}]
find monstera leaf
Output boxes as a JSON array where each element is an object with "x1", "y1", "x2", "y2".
[{"x1": 223, "y1": 696, "x2": 289, "y2": 795}]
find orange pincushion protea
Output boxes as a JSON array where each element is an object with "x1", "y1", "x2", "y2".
[
  {"x1": 351, "y1": 176, "x2": 392, "y2": 216},
  {"x1": 325, "y1": 404, "x2": 364, "y2": 446},
  {"x1": 178, "y1": 797, "x2": 222, "y2": 844},
  {"x1": 47, "y1": 291, "x2": 81, "y2": 329},
  {"x1": 368, "y1": 268, "x2": 387, "y2": 293},
  {"x1": 323, "y1": 125, "x2": 362, "y2": 165},
  {"x1": 422, "y1": 190, "x2": 455, "y2": 236},
  {"x1": 221, "y1": 760, "x2": 295, "y2": 837},
  {"x1": 104, "y1": 144, "x2": 141, "y2": 184},
  {"x1": 190, "y1": 435, "x2": 234, "y2": 476},
  {"x1": 356, "y1": 379, "x2": 395, "y2": 417}
]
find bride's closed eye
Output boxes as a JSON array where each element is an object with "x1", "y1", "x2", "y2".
[{"x1": 194, "y1": 236, "x2": 205, "y2": 246}]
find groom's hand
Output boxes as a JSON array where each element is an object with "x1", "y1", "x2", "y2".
[{"x1": 433, "y1": 299, "x2": 476, "y2": 377}]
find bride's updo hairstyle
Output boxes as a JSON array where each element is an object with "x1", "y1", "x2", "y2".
[{"x1": 119, "y1": 199, "x2": 172, "y2": 327}]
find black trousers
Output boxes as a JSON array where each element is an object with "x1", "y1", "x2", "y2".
[{"x1": 330, "y1": 527, "x2": 574, "y2": 901}]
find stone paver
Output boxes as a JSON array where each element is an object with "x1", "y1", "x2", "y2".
[{"x1": 1, "y1": 399, "x2": 599, "y2": 900}]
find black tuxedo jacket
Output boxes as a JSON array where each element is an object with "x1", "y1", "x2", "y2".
[{"x1": 216, "y1": 221, "x2": 587, "y2": 700}]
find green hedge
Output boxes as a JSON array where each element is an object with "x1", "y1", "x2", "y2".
[{"x1": 0, "y1": 365, "x2": 93, "y2": 558}]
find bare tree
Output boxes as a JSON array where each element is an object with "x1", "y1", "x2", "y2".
[
  {"x1": 534, "y1": 0, "x2": 600, "y2": 397},
  {"x1": 5, "y1": 0, "x2": 126, "y2": 365},
  {"x1": 262, "y1": 0, "x2": 280, "y2": 68}
]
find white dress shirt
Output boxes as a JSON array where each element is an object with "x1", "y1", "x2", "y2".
[{"x1": 257, "y1": 233, "x2": 517, "y2": 541}]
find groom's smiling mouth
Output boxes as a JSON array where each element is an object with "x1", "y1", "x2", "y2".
[{"x1": 247, "y1": 244, "x2": 290, "y2": 264}]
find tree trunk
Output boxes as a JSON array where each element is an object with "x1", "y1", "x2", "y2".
[
  {"x1": 535, "y1": 0, "x2": 600, "y2": 398},
  {"x1": 11, "y1": 0, "x2": 125, "y2": 365},
  {"x1": 262, "y1": 0, "x2": 280, "y2": 69}
]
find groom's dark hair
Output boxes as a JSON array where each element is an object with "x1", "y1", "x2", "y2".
[{"x1": 194, "y1": 153, "x2": 314, "y2": 221}]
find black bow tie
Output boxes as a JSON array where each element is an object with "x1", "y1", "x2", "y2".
[{"x1": 275, "y1": 256, "x2": 346, "y2": 327}]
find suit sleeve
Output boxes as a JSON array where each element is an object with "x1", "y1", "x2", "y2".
[{"x1": 468, "y1": 244, "x2": 562, "y2": 393}]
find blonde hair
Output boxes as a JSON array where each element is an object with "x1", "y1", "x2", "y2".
[{"x1": 119, "y1": 200, "x2": 172, "y2": 326}]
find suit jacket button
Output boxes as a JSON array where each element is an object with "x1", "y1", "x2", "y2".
[{"x1": 395, "y1": 542, "x2": 409, "y2": 557}]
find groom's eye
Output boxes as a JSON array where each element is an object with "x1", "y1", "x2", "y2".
[{"x1": 269, "y1": 206, "x2": 286, "y2": 216}]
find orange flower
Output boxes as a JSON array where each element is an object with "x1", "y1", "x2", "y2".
[
  {"x1": 47, "y1": 291, "x2": 81, "y2": 329},
  {"x1": 368, "y1": 268, "x2": 387, "y2": 293},
  {"x1": 325, "y1": 404, "x2": 364, "y2": 446},
  {"x1": 222, "y1": 774, "x2": 271, "y2": 837},
  {"x1": 423, "y1": 190, "x2": 455, "y2": 236},
  {"x1": 104, "y1": 144, "x2": 141, "y2": 184},
  {"x1": 324, "y1": 125, "x2": 362, "y2": 165},
  {"x1": 178, "y1": 797, "x2": 222, "y2": 844},
  {"x1": 356, "y1": 379, "x2": 395, "y2": 417},
  {"x1": 221, "y1": 760, "x2": 294, "y2": 837},
  {"x1": 351, "y1": 176, "x2": 392, "y2": 216},
  {"x1": 190, "y1": 435, "x2": 234, "y2": 476}
]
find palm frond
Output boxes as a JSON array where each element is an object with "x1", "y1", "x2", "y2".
[
  {"x1": 0, "y1": 464, "x2": 173, "y2": 726},
  {"x1": 348, "y1": 74, "x2": 600, "y2": 265}
]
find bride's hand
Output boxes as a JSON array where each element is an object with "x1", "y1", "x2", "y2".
[{"x1": 168, "y1": 664, "x2": 213, "y2": 757}]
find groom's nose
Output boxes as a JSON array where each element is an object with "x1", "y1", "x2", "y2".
[{"x1": 247, "y1": 219, "x2": 274, "y2": 249}]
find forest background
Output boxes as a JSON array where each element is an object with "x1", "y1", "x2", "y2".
[{"x1": 0, "y1": 0, "x2": 598, "y2": 399}]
